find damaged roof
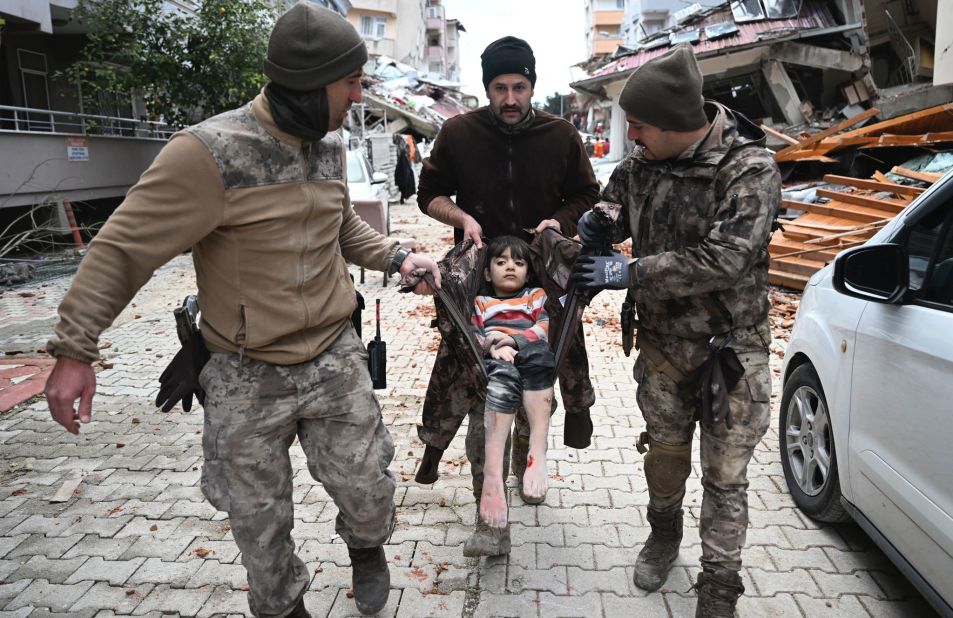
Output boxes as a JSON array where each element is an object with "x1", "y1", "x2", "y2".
[{"x1": 575, "y1": 0, "x2": 854, "y2": 90}]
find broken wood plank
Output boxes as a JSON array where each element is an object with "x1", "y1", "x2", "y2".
[
  {"x1": 783, "y1": 198, "x2": 891, "y2": 224},
  {"x1": 769, "y1": 237, "x2": 840, "y2": 262},
  {"x1": 774, "y1": 107, "x2": 880, "y2": 160},
  {"x1": 890, "y1": 166, "x2": 941, "y2": 184},
  {"x1": 769, "y1": 269, "x2": 810, "y2": 290},
  {"x1": 858, "y1": 131, "x2": 953, "y2": 147},
  {"x1": 778, "y1": 224, "x2": 869, "y2": 244},
  {"x1": 772, "y1": 256, "x2": 829, "y2": 277},
  {"x1": 761, "y1": 124, "x2": 799, "y2": 145},
  {"x1": 777, "y1": 154, "x2": 839, "y2": 163},
  {"x1": 821, "y1": 174, "x2": 925, "y2": 197},
  {"x1": 50, "y1": 475, "x2": 83, "y2": 503},
  {"x1": 771, "y1": 238, "x2": 866, "y2": 260},
  {"x1": 814, "y1": 189, "x2": 908, "y2": 214},
  {"x1": 834, "y1": 103, "x2": 953, "y2": 141}
]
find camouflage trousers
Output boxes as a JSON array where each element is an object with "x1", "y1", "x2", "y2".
[
  {"x1": 198, "y1": 326, "x2": 396, "y2": 617},
  {"x1": 420, "y1": 325, "x2": 595, "y2": 497},
  {"x1": 634, "y1": 325, "x2": 772, "y2": 572}
]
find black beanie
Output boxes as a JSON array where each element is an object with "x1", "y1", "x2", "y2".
[
  {"x1": 618, "y1": 44, "x2": 706, "y2": 131},
  {"x1": 263, "y1": 1, "x2": 368, "y2": 91},
  {"x1": 481, "y1": 36, "x2": 537, "y2": 90}
]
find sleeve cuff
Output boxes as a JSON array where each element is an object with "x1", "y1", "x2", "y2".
[{"x1": 511, "y1": 334, "x2": 529, "y2": 349}]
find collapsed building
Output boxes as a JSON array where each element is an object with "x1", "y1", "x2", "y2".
[
  {"x1": 344, "y1": 55, "x2": 477, "y2": 200},
  {"x1": 571, "y1": 0, "x2": 950, "y2": 156}
]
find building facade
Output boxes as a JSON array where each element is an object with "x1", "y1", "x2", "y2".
[
  {"x1": 395, "y1": 0, "x2": 426, "y2": 70},
  {"x1": 347, "y1": 0, "x2": 399, "y2": 59},
  {"x1": 584, "y1": 0, "x2": 625, "y2": 59},
  {"x1": 622, "y1": 0, "x2": 722, "y2": 46}
]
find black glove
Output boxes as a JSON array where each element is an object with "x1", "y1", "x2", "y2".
[
  {"x1": 577, "y1": 209, "x2": 611, "y2": 248},
  {"x1": 155, "y1": 335, "x2": 210, "y2": 412},
  {"x1": 572, "y1": 253, "x2": 631, "y2": 291}
]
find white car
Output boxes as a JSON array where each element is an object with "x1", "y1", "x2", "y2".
[
  {"x1": 780, "y1": 171, "x2": 953, "y2": 616},
  {"x1": 347, "y1": 149, "x2": 390, "y2": 233}
]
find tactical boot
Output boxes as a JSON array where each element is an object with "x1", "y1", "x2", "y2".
[
  {"x1": 694, "y1": 568, "x2": 744, "y2": 617},
  {"x1": 512, "y1": 431, "x2": 545, "y2": 505},
  {"x1": 286, "y1": 597, "x2": 311, "y2": 618},
  {"x1": 348, "y1": 546, "x2": 390, "y2": 615},
  {"x1": 633, "y1": 507, "x2": 683, "y2": 591},
  {"x1": 462, "y1": 513, "x2": 511, "y2": 557}
]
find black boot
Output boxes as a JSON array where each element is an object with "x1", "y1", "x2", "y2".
[
  {"x1": 462, "y1": 511, "x2": 511, "y2": 557},
  {"x1": 694, "y1": 568, "x2": 744, "y2": 617},
  {"x1": 286, "y1": 597, "x2": 311, "y2": 618},
  {"x1": 348, "y1": 546, "x2": 390, "y2": 616},
  {"x1": 633, "y1": 507, "x2": 683, "y2": 591},
  {"x1": 414, "y1": 445, "x2": 443, "y2": 484}
]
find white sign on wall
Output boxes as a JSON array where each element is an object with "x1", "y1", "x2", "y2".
[{"x1": 66, "y1": 137, "x2": 89, "y2": 162}]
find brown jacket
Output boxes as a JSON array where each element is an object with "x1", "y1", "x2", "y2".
[
  {"x1": 417, "y1": 108, "x2": 598, "y2": 242},
  {"x1": 48, "y1": 94, "x2": 398, "y2": 365}
]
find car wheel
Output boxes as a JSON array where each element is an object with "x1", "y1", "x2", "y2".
[{"x1": 779, "y1": 363, "x2": 850, "y2": 523}]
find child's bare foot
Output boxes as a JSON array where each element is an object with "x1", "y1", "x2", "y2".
[
  {"x1": 479, "y1": 477, "x2": 508, "y2": 528},
  {"x1": 521, "y1": 452, "x2": 548, "y2": 501}
]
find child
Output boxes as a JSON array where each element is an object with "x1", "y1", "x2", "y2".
[{"x1": 471, "y1": 236, "x2": 556, "y2": 528}]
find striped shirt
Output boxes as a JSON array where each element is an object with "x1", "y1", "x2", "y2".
[{"x1": 472, "y1": 287, "x2": 549, "y2": 350}]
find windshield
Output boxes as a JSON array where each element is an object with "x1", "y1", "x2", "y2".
[{"x1": 347, "y1": 154, "x2": 366, "y2": 183}]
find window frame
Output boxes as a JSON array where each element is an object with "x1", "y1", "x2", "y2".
[{"x1": 893, "y1": 181, "x2": 953, "y2": 312}]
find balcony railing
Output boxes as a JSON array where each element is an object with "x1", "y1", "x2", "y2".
[
  {"x1": 0, "y1": 105, "x2": 176, "y2": 139},
  {"x1": 364, "y1": 37, "x2": 396, "y2": 57}
]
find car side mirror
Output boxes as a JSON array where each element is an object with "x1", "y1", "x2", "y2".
[
  {"x1": 832, "y1": 243, "x2": 908, "y2": 303},
  {"x1": 371, "y1": 172, "x2": 387, "y2": 184}
]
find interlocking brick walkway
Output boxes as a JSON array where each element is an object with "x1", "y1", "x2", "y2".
[{"x1": 0, "y1": 199, "x2": 935, "y2": 616}]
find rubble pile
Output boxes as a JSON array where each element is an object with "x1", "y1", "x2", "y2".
[
  {"x1": 767, "y1": 104, "x2": 953, "y2": 290},
  {"x1": 358, "y1": 56, "x2": 475, "y2": 139}
]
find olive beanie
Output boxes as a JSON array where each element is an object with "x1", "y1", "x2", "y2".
[
  {"x1": 264, "y1": 1, "x2": 368, "y2": 91},
  {"x1": 618, "y1": 44, "x2": 706, "y2": 131}
]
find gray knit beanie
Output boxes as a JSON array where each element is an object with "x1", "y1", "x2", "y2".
[
  {"x1": 263, "y1": 1, "x2": 368, "y2": 91},
  {"x1": 618, "y1": 44, "x2": 706, "y2": 131}
]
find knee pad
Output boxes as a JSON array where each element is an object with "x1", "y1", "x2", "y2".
[{"x1": 644, "y1": 438, "x2": 692, "y2": 502}]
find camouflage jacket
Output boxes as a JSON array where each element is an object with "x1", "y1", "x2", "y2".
[{"x1": 602, "y1": 101, "x2": 781, "y2": 338}]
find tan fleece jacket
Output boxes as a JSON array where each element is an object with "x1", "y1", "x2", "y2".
[{"x1": 48, "y1": 94, "x2": 398, "y2": 365}]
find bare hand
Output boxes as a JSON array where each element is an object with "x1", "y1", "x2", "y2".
[
  {"x1": 45, "y1": 356, "x2": 96, "y2": 434},
  {"x1": 489, "y1": 345, "x2": 517, "y2": 362},
  {"x1": 462, "y1": 215, "x2": 483, "y2": 248},
  {"x1": 534, "y1": 219, "x2": 561, "y2": 233},
  {"x1": 483, "y1": 331, "x2": 515, "y2": 352},
  {"x1": 399, "y1": 252, "x2": 441, "y2": 292}
]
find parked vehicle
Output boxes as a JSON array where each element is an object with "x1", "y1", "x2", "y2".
[
  {"x1": 347, "y1": 149, "x2": 389, "y2": 232},
  {"x1": 780, "y1": 171, "x2": 953, "y2": 617}
]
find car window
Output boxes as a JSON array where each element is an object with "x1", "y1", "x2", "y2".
[
  {"x1": 921, "y1": 213, "x2": 953, "y2": 306},
  {"x1": 904, "y1": 207, "x2": 946, "y2": 292},
  {"x1": 347, "y1": 155, "x2": 366, "y2": 183}
]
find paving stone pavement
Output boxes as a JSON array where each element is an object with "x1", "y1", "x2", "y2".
[{"x1": 0, "y1": 199, "x2": 937, "y2": 617}]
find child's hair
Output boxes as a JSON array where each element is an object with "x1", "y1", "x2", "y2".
[{"x1": 485, "y1": 235, "x2": 531, "y2": 262}]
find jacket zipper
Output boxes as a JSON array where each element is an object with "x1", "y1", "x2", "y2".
[
  {"x1": 237, "y1": 304, "x2": 247, "y2": 362},
  {"x1": 636, "y1": 168, "x2": 667, "y2": 251},
  {"x1": 299, "y1": 143, "x2": 315, "y2": 356},
  {"x1": 506, "y1": 137, "x2": 516, "y2": 229}
]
